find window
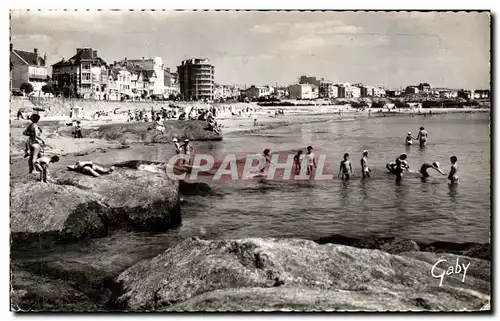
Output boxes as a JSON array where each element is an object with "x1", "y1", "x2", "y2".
[
  {"x1": 82, "y1": 73, "x2": 91, "y2": 81},
  {"x1": 82, "y1": 63, "x2": 90, "y2": 70}
]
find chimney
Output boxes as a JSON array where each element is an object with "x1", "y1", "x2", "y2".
[
  {"x1": 43, "y1": 53, "x2": 47, "y2": 66},
  {"x1": 142, "y1": 57, "x2": 144, "y2": 60},
  {"x1": 124, "y1": 57, "x2": 127, "y2": 61},
  {"x1": 34, "y1": 48, "x2": 38, "y2": 55},
  {"x1": 93, "y1": 50, "x2": 97, "y2": 57}
]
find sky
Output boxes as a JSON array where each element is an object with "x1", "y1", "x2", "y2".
[{"x1": 10, "y1": 10, "x2": 490, "y2": 89}]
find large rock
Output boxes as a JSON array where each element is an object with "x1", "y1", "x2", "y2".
[
  {"x1": 10, "y1": 165, "x2": 180, "y2": 248},
  {"x1": 114, "y1": 238, "x2": 490, "y2": 311},
  {"x1": 57, "y1": 120, "x2": 222, "y2": 143},
  {"x1": 11, "y1": 267, "x2": 98, "y2": 311},
  {"x1": 315, "y1": 235, "x2": 490, "y2": 260}
]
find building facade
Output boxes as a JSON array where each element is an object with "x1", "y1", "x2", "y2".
[
  {"x1": 299, "y1": 75, "x2": 321, "y2": 87},
  {"x1": 319, "y1": 81, "x2": 338, "y2": 98},
  {"x1": 10, "y1": 45, "x2": 48, "y2": 93},
  {"x1": 245, "y1": 85, "x2": 273, "y2": 99},
  {"x1": 177, "y1": 58, "x2": 215, "y2": 101},
  {"x1": 405, "y1": 86, "x2": 419, "y2": 95},
  {"x1": 289, "y1": 84, "x2": 319, "y2": 100},
  {"x1": 52, "y1": 48, "x2": 108, "y2": 99},
  {"x1": 164, "y1": 67, "x2": 180, "y2": 97},
  {"x1": 118, "y1": 57, "x2": 164, "y2": 96},
  {"x1": 418, "y1": 82, "x2": 432, "y2": 93}
]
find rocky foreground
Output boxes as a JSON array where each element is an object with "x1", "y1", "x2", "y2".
[
  {"x1": 112, "y1": 238, "x2": 490, "y2": 312},
  {"x1": 10, "y1": 164, "x2": 181, "y2": 248}
]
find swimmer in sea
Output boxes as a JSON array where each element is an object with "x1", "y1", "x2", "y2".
[
  {"x1": 420, "y1": 162, "x2": 446, "y2": 178},
  {"x1": 416, "y1": 126, "x2": 428, "y2": 147},
  {"x1": 448, "y1": 156, "x2": 459, "y2": 184},
  {"x1": 386, "y1": 153, "x2": 409, "y2": 183},
  {"x1": 260, "y1": 149, "x2": 272, "y2": 174},
  {"x1": 305, "y1": 146, "x2": 317, "y2": 176},
  {"x1": 405, "y1": 132, "x2": 415, "y2": 146},
  {"x1": 293, "y1": 150, "x2": 304, "y2": 175},
  {"x1": 361, "y1": 150, "x2": 371, "y2": 179},
  {"x1": 338, "y1": 153, "x2": 353, "y2": 180}
]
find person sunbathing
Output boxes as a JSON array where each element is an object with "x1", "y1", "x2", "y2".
[{"x1": 67, "y1": 161, "x2": 115, "y2": 177}]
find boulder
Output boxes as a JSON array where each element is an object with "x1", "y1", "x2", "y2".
[
  {"x1": 10, "y1": 165, "x2": 180, "y2": 248},
  {"x1": 314, "y1": 235, "x2": 489, "y2": 261},
  {"x1": 11, "y1": 267, "x2": 98, "y2": 311},
  {"x1": 178, "y1": 180, "x2": 212, "y2": 196},
  {"x1": 57, "y1": 120, "x2": 222, "y2": 143},
  {"x1": 115, "y1": 238, "x2": 490, "y2": 311}
]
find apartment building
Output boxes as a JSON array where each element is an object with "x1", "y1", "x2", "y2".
[
  {"x1": 52, "y1": 48, "x2": 108, "y2": 99},
  {"x1": 319, "y1": 81, "x2": 338, "y2": 98},
  {"x1": 164, "y1": 67, "x2": 180, "y2": 97},
  {"x1": 289, "y1": 83, "x2": 319, "y2": 100},
  {"x1": 10, "y1": 45, "x2": 48, "y2": 93},
  {"x1": 177, "y1": 58, "x2": 215, "y2": 101},
  {"x1": 118, "y1": 57, "x2": 164, "y2": 96}
]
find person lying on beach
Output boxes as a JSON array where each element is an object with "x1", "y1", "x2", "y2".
[
  {"x1": 293, "y1": 150, "x2": 304, "y2": 175},
  {"x1": 416, "y1": 127, "x2": 428, "y2": 146},
  {"x1": 448, "y1": 156, "x2": 459, "y2": 184},
  {"x1": 34, "y1": 155, "x2": 60, "y2": 182},
  {"x1": 420, "y1": 162, "x2": 446, "y2": 178},
  {"x1": 361, "y1": 150, "x2": 371, "y2": 179},
  {"x1": 338, "y1": 153, "x2": 353, "y2": 180},
  {"x1": 67, "y1": 161, "x2": 115, "y2": 177}
]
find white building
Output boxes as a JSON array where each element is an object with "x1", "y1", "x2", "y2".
[{"x1": 289, "y1": 83, "x2": 319, "y2": 100}]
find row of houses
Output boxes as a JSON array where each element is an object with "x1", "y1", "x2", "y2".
[{"x1": 11, "y1": 46, "x2": 237, "y2": 101}]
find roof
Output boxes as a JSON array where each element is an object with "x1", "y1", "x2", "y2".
[
  {"x1": 11, "y1": 50, "x2": 46, "y2": 67},
  {"x1": 52, "y1": 49, "x2": 107, "y2": 68}
]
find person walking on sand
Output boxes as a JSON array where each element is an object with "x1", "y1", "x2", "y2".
[
  {"x1": 448, "y1": 156, "x2": 459, "y2": 184},
  {"x1": 67, "y1": 161, "x2": 115, "y2": 177},
  {"x1": 34, "y1": 155, "x2": 60, "y2": 183},
  {"x1": 338, "y1": 153, "x2": 353, "y2": 180},
  {"x1": 416, "y1": 127, "x2": 428, "y2": 147},
  {"x1": 23, "y1": 114, "x2": 45, "y2": 174},
  {"x1": 361, "y1": 150, "x2": 371, "y2": 179},
  {"x1": 420, "y1": 162, "x2": 446, "y2": 178}
]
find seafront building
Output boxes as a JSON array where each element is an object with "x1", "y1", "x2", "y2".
[
  {"x1": 10, "y1": 45, "x2": 48, "y2": 94},
  {"x1": 164, "y1": 67, "x2": 180, "y2": 98},
  {"x1": 319, "y1": 81, "x2": 338, "y2": 98},
  {"x1": 288, "y1": 83, "x2": 319, "y2": 100},
  {"x1": 117, "y1": 57, "x2": 165, "y2": 96},
  {"x1": 52, "y1": 48, "x2": 108, "y2": 99},
  {"x1": 177, "y1": 58, "x2": 215, "y2": 101}
]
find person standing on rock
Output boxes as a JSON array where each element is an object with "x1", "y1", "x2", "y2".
[
  {"x1": 23, "y1": 114, "x2": 45, "y2": 174},
  {"x1": 182, "y1": 139, "x2": 194, "y2": 166}
]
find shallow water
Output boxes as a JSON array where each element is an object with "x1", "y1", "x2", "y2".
[{"x1": 12, "y1": 113, "x2": 491, "y2": 266}]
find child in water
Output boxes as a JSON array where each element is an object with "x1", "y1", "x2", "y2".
[
  {"x1": 360, "y1": 150, "x2": 371, "y2": 179},
  {"x1": 420, "y1": 162, "x2": 446, "y2": 177},
  {"x1": 293, "y1": 150, "x2": 304, "y2": 175},
  {"x1": 338, "y1": 153, "x2": 353, "y2": 180},
  {"x1": 448, "y1": 156, "x2": 459, "y2": 183},
  {"x1": 405, "y1": 132, "x2": 414, "y2": 145},
  {"x1": 305, "y1": 146, "x2": 317, "y2": 176}
]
